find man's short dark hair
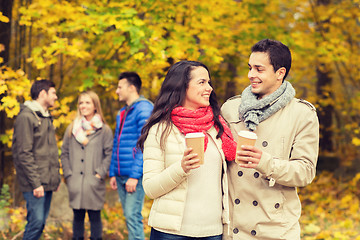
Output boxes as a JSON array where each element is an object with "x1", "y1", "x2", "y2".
[
  {"x1": 30, "y1": 79, "x2": 56, "y2": 100},
  {"x1": 251, "y1": 39, "x2": 292, "y2": 81},
  {"x1": 118, "y1": 72, "x2": 142, "y2": 93}
]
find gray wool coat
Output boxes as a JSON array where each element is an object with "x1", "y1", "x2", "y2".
[{"x1": 61, "y1": 124, "x2": 113, "y2": 210}]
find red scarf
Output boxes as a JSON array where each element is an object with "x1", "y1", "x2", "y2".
[{"x1": 171, "y1": 106, "x2": 236, "y2": 161}]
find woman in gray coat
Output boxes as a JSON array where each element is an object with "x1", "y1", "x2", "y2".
[{"x1": 61, "y1": 91, "x2": 113, "y2": 240}]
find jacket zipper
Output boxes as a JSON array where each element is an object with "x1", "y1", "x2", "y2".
[{"x1": 116, "y1": 107, "x2": 132, "y2": 176}]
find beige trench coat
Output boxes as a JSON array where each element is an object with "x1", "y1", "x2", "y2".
[{"x1": 221, "y1": 96, "x2": 319, "y2": 240}]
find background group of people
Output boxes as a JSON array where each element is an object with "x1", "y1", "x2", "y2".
[
  {"x1": 12, "y1": 72, "x2": 153, "y2": 240},
  {"x1": 12, "y1": 39, "x2": 319, "y2": 240}
]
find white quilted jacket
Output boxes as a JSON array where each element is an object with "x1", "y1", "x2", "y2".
[{"x1": 143, "y1": 122, "x2": 230, "y2": 232}]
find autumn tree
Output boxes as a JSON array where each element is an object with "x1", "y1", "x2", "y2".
[
  {"x1": 0, "y1": 0, "x2": 14, "y2": 188},
  {"x1": 1, "y1": 0, "x2": 360, "y2": 187}
]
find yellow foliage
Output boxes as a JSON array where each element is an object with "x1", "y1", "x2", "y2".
[
  {"x1": 0, "y1": 66, "x2": 31, "y2": 120},
  {"x1": 304, "y1": 223, "x2": 321, "y2": 234},
  {"x1": 0, "y1": 80, "x2": 8, "y2": 94},
  {"x1": 299, "y1": 171, "x2": 360, "y2": 239},
  {"x1": 352, "y1": 137, "x2": 360, "y2": 146},
  {"x1": 339, "y1": 194, "x2": 352, "y2": 208},
  {"x1": 0, "y1": 11, "x2": 9, "y2": 23},
  {"x1": 1, "y1": 4, "x2": 360, "y2": 238}
]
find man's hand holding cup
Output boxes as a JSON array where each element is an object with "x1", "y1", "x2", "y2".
[{"x1": 236, "y1": 131, "x2": 262, "y2": 168}]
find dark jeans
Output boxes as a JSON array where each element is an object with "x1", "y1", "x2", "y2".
[
  {"x1": 73, "y1": 209, "x2": 102, "y2": 239},
  {"x1": 23, "y1": 191, "x2": 53, "y2": 240},
  {"x1": 150, "y1": 228, "x2": 222, "y2": 240}
]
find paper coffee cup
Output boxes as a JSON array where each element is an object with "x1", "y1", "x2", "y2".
[
  {"x1": 185, "y1": 132, "x2": 205, "y2": 165},
  {"x1": 236, "y1": 130, "x2": 257, "y2": 164}
]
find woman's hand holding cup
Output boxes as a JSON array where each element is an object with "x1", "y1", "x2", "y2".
[{"x1": 181, "y1": 147, "x2": 201, "y2": 173}]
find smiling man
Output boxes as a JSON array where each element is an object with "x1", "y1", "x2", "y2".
[
  {"x1": 221, "y1": 39, "x2": 319, "y2": 239},
  {"x1": 12, "y1": 79, "x2": 61, "y2": 240}
]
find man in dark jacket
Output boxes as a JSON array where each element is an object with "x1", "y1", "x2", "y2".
[
  {"x1": 12, "y1": 79, "x2": 61, "y2": 240},
  {"x1": 109, "y1": 72, "x2": 153, "y2": 240}
]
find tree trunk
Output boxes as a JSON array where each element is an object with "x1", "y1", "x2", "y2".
[
  {"x1": 225, "y1": 62, "x2": 237, "y2": 101},
  {"x1": 0, "y1": 0, "x2": 12, "y2": 64},
  {"x1": 0, "y1": 0, "x2": 14, "y2": 188},
  {"x1": 316, "y1": 67, "x2": 334, "y2": 152},
  {"x1": 315, "y1": 0, "x2": 334, "y2": 153}
]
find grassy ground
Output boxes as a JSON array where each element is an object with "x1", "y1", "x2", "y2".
[{"x1": 1, "y1": 171, "x2": 360, "y2": 240}]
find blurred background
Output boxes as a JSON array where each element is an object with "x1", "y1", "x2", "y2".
[{"x1": 0, "y1": 0, "x2": 360, "y2": 239}]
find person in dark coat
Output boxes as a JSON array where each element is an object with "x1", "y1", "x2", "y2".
[
  {"x1": 12, "y1": 79, "x2": 61, "y2": 240},
  {"x1": 61, "y1": 91, "x2": 113, "y2": 240}
]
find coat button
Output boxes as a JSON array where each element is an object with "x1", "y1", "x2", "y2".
[
  {"x1": 275, "y1": 203, "x2": 280, "y2": 209},
  {"x1": 81, "y1": 146, "x2": 84, "y2": 150},
  {"x1": 238, "y1": 171, "x2": 243, "y2": 177},
  {"x1": 251, "y1": 230, "x2": 256, "y2": 236},
  {"x1": 80, "y1": 171, "x2": 83, "y2": 175},
  {"x1": 81, "y1": 159, "x2": 84, "y2": 162},
  {"x1": 233, "y1": 228, "x2": 239, "y2": 234},
  {"x1": 253, "y1": 200, "x2": 258, "y2": 206},
  {"x1": 262, "y1": 141, "x2": 268, "y2": 147},
  {"x1": 235, "y1": 199, "x2": 240, "y2": 204},
  {"x1": 254, "y1": 172, "x2": 259, "y2": 178}
]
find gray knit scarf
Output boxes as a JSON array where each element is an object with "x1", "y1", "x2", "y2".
[{"x1": 239, "y1": 81, "x2": 295, "y2": 131}]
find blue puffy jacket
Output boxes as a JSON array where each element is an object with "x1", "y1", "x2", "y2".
[{"x1": 109, "y1": 97, "x2": 153, "y2": 179}]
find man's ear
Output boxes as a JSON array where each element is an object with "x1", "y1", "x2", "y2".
[
  {"x1": 276, "y1": 67, "x2": 286, "y2": 81},
  {"x1": 37, "y1": 89, "x2": 47, "y2": 100},
  {"x1": 128, "y1": 84, "x2": 137, "y2": 93}
]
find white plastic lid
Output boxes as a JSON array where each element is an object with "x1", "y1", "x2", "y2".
[
  {"x1": 185, "y1": 132, "x2": 205, "y2": 138},
  {"x1": 238, "y1": 130, "x2": 257, "y2": 139}
]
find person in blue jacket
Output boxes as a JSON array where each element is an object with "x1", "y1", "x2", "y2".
[{"x1": 109, "y1": 72, "x2": 153, "y2": 240}]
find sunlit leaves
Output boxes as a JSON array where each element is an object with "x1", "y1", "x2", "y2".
[
  {"x1": 0, "y1": 65, "x2": 31, "y2": 121},
  {"x1": 51, "y1": 96, "x2": 76, "y2": 130},
  {"x1": 2, "y1": 1, "x2": 360, "y2": 238},
  {"x1": 0, "y1": 12, "x2": 9, "y2": 23},
  {"x1": 3, "y1": 0, "x2": 360, "y2": 161},
  {"x1": 299, "y1": 172, "x2": 360, "y2": 239},
  {"x1": 352, "y1": 137, "x2": 360, "y2": 146}
]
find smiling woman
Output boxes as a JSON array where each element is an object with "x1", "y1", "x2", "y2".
[
  {"x1": 78, "y1": 94, "x2": 96, "y2": 121},
  {"x1": 137, "y1": 60, "x2": 237, "y2": 240},
  {"x1": 183, "y1": 67, "x2": 213, "y2": 110},
  {"x1": 60, "y1": 90, "x2": 113, "y2": 240}
]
